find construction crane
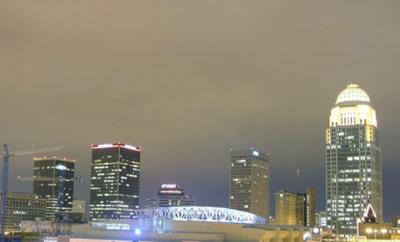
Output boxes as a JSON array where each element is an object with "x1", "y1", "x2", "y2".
[
  {"x1": 0, "y1": 144, "x2": 63, "y2": 242},
  {"x1": 16, "y1": 176, "x2": 83, "y2": 183}
]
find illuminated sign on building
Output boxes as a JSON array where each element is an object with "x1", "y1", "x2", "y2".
[{"x1": 161, "y1": 184, "x2": 177, "y2": 189}]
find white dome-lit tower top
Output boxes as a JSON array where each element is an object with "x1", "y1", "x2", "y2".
[
  {"x1": 329, "y1": 84, "x2": 377, "y2": 127},
  {"x1": 335, "y1": 84, "x2": 371, "y2": 105}
]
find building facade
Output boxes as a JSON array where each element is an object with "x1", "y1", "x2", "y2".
[
  {"x1": 305, "y1": 188, "x2": 316, "y2": 226},
  {"x1": 33, "y1": 157, "x2": 75, "y2": 220},
  {"x1": 316, "y1": 211, "x2": 329, "y2": 228},
  {"x1": 275, "y1": 191, "x2": 297, "y2": 225},
  {"x1": 275, "y1": 189, "x2": 315, "y2": 226},
  {"x1": 0, "y1": 192, "x2": 46, "y2": 232},
  {"x1": 275, "y1": 188, "x2": 315, "y2": 226},
  {"x1": 326, "y1": 84, "x2": 383, "y2": 237},
  {"x1": 229, "y1": 149, "x2": 270, "y2": 218},
  {"x1": 145, "y1": 184, "x2": 196, "y2": 208},
  {"x1": 89, "y1": 143, "x2": 141, "y2": 221},
  {"x1": 71, "y1": 199, "x2": 86, "y2": 223}
]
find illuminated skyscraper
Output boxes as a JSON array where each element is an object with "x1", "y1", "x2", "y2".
[
  {"x1": 33, "y1": 157, "x2": 75, "y2": 220},
  {"x1": 326, "y1": 84, "x2": 382, "y2": 237},
  {"x1": 89, "y1": 143, "x2": 141, "y2": 221},
  {"x1": 229, "y1": 149, "x2": 270, "y2": 218}
]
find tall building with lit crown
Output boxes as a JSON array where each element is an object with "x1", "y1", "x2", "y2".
[
  {"x1": 33, "y1": 157, "x2": 75, "y2": 220},
  {"x1": 229, "y1": 149, "x2": 269, "y2": 218},
  {"x1": 89, "y1": 143, "x2": 141, "y2": 221},
  {"x1": 326, "y1": 84, "x2": 382, "y2": 237}
]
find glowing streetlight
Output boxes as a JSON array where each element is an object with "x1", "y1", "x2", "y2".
[{"x1": 134, "y1": 228, "x2": 141, "y2": 236}]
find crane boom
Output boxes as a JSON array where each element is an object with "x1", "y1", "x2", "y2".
[
  {"x1": 16, "y1": 176, "x2": 83, "y2": 183},
  {"x1": 7, "y1": 146, "x2": 64, "y2": 157}
]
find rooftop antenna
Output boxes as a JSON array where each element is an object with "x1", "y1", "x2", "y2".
[{"x1": 296, "y1": 168, "x2": 300, "y2": 192}]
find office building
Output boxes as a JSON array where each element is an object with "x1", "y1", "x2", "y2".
[
  {"x1": 275, "y1": 191, "x2": 297, "y2": 225},
  {"x1": 145, "y1": 184, "x2": 196, "y2": 208},
  {"x1": 275, "y1": 189, "x2": 315, "y2": 226},
  {"x1": 305, "y1": 188, "x2": 316, "y2": 226},
  {"x1": 326, "y1": 84, "x2": 383, "y2": 237},
  {"x1": 89, "y1": 143, "x2": 141, "y2": 221},
  {"x1": 0, "y1": 192, "x2": 46, "y2": 232},
  {"x1": 229, "y1": 149, "x2": 270, "y2": 218},
  {"x1": 33, "y1": 156, "x2": 75, "y2": 220}
]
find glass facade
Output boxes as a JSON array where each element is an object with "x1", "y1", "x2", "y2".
[
  {"x1": 32, "y1": 157, "x2": 75, "y2": 220},
  {"x1": 89, "y1": 143, "x2": 141, "y2": 221},
  {"x1": 326, "y1": 84, "x2": 382, "y2": 237},
  {"x1": 229, "y1": 149, "x2": 269, "y2": 218}
]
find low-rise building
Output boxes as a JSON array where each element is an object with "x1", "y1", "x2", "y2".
[
  {"x1": 144, "y1": 184, "x2": 195, "y2": 208},
  {"x1": 357, "y1": 204, "x2": 400, "y2": 240},
  {"x1": 0, "y1": 192, "x2": 46, "y2": 232}
]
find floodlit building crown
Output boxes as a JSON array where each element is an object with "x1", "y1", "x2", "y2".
[
  {"x1": 329, "y1": 84, "x2": 377, "y2": 127},
  {"x1": 335, "y1": 84, "x2": 370, "y2": 105}
]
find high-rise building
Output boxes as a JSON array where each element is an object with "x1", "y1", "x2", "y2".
[
  {"x1": 229, "y1": 149, "x2": 270, "y2": 218},
  {"x1": 275, "y1": 189, "x2": 315, "y2": 226},
  {"x1": 33, "y1": 157, "x2": 75, "y2": 220},
  {"x1": 326, "y1": 84, "x2": 382, "y2": 237},
  {"x1": 144, "y1": 184, "x2": 196, "y2": 208},
  {"x1": 275, "y1": 191, "x2": 297, "y2": 225},
  {"x1": 305, "y1": 188, "x2": 316, "y2": 226},
  {"x1": 0, "y1": 193, "x2": 46, "y2": 232},
  {"x1": 89, "y1": 143, "x2": 141, "y2": 221}
]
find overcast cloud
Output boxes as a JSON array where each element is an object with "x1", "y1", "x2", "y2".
[{"x1": 0, "y1": 0, "x2": 400, "y2": 219}]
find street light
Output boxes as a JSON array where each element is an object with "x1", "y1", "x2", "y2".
[{"x1": 134, "y1": 228, "x2": 141, "y2": 236}]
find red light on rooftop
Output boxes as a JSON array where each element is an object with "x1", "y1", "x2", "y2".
[{"x1": 91, "y1": 143, "x2": 142, "y2": 152}]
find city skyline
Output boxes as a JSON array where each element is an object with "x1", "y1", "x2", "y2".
[{"x1": 1, "y1": 0, "x2": 400, "y2": 223}]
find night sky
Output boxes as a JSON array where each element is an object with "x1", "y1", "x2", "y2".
[{"x1": 1, "y1": 1, "x2": 400, "y2": 221}]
